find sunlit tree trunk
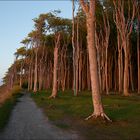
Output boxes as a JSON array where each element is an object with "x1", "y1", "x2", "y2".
[
  {"x1": 19, "y1": 63, "x2": 23, "y2": 88},
  {"x1": 49, "y1": 33, "x2": 60, "y2": 98},
  {"x1": 28, "y1": 65, "x2": 31, "y2": 91},
  {"x1": 33, "y1": 48, "x2": 38, "y2": 93},
  {"x1": 95, "y1": 31, "x2": 102, "y2": 93},
  {"x1": 113, "y1": 0, "x2": 136, "y2": 96},
  {"x1": 117, "y1": 32, "x2": 123, "y2": 93},
  {"x1": 123, "y1": 43, "x2": 129, "y2": 95},
  {"x1": 79, "y1": 50, "x2": 82, "y2": 92},
  {"x1": 72, "y1": 0, "x2": 77, "y2": 96},
  {"x1": 30, "y1": 65, "x2": 33, "y2": 91},
  {"x1": 103, "y1": 11, "x2": 110, "y2": 94},
  {"x1": 76, "y1": 17, "x2": 79, "y2": 95},
  {"x1": 80, "y1": 0, "x2": 110, "y2": 120},
  {"x1": 52, "y1": 47, "x2": 58, "y2": 97},
  {"x1": 87, "y1": 54, "x2": 91, "y2": 91}
]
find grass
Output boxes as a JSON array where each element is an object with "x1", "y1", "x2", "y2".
[
  {"x1": 31, "y1": 90, "x2": 140, "y2": 140},
  {"x1": 0, "y1": 86, "x2": 23, "y2": 131}
]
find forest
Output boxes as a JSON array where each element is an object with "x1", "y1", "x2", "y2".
[
  {"x1": 0, "y1": 0, "x2": 139, "y2": 139},
  {"x1": 0, "y1": 0, "x2": 139, "y2": 134},
  {"x1": 2, "y1": 0, "x2": 139, "y2": 119}
]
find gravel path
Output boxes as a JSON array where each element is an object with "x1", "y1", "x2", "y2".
[{"x1": 0, "y1": 93, "x2": 79, "y2": 140}]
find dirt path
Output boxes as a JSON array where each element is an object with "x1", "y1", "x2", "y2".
[{"x1": 0, "y1": 93, "x2": 79, "y2": 140}]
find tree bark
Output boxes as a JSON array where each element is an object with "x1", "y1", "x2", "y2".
[
  {"x1": 72, "y1": 0, "x2": 77, "y2": 96},
  {"x1": 33, "y1": 48, "x2": 38, "y2": 93},
  {"x1": 19, "y1": 63, "x2": 23, "y2": 88},
  {"x1": 124, "y1": 45, "x2": 129, "y2": 96},
  {"x1": 49, "y1": 33, "x2": 60, "y2": 98},
  {"x1": 80, "y1": 0, "x2": 110, "y2": 119},
  {"x1": 51, "y1": 47, "x2": 58, "y2": 98},
  {"x1": 137, "y1": 11, "x2": 140, "y2": 93},
  {"x1": 118, "y1": 34, "x2": 123, "y2": 93}
]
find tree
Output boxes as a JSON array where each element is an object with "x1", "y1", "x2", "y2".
[
  {"x1": 14, "y1": 47, "x2": 26, "y2": 88},
  {"x1": 80, "y1": 0, "x2": 111, "y2": 121},
  {"x1": 49, "y1": 33, "x2": 61, "y2": 98},
  {"x1": 72, "y1": 0, "x2": 77, "y2": 96},
  {"x1": 113, "y1": 0, "x2": 137, "y2": 96},
  {"x1": 137, "y1": 2, "x2": 140, "y2": 93}
]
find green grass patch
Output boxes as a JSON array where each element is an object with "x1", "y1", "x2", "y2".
[{"x1": 31, "y1": 90, "x2": 140, "y2": 140}]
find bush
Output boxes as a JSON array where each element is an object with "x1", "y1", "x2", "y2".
[{"x1": 11, "y1": 85, "x2": 22, "y2": 96}]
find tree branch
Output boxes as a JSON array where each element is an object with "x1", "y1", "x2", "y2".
[{"x1": 79, "y1": 0, "x2": 89, "y2": 14}]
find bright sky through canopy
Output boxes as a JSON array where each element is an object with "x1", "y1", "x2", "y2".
[{"x1": 0, "y1": 0, "x2": 73, "y2": 85}]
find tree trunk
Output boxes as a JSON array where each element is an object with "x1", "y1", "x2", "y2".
[
  {"x1": 33, "y1": 48, "x2": 38, "y2": 93},
  {"x1": 72, "y1": 0, "x2": 76, "y2": 96},
  {"x1": 30, "y1": 66, "x2": 33, "y2": 91},
  {"x1": 138, "y1": 13, "x2": 140, "y2": 93},
  {"x1": 51, "y1": 47, "x2": 58, "y2": 98},
  {"x1": 79, "y1": 50, "x2": 82, "y2": 92},
  {"x1": 105, "y1": 47, "x2": 108, "y2": 94},
  {"x1": 86, "y1": 13, "x2": 104, "y2": 115},
  {"x1": 76, "y1": 18, "x2": 79, "y2": 95},
  {"x1": 28, "y1": 65, "x2": 31, "y2": 91},
  {"x1": 130, "y1": 61, "x2": 134, "y2": 91},
  {"x1": 80, "y1": 0, "x2": 111, "y2": 120},
  {"x1": 124, "y1": 46, "x2": 129, "y2": 96},
  {"x1": 20, "y1": 64, "x2": 23, "y2": 88},
  {"x1": 49, "y1": 33, "x2": 60, "y2": 98},
  {"x1": 118, "y1": 33, "x2": 123, "y2": 93},
  {"x1": 87, "y1": 54, "x2": 91, "y2": 91}
]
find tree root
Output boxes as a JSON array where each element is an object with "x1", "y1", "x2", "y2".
[
  {"x1": 48, "y1": 95, "x2": 56, "y2": 99},
  {"x1": 85, "y1": 113, "x2": 112, "y2": 122}
]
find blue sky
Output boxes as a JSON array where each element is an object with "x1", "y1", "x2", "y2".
[{"x1": 0, "y1": 0, "x2": 74, "y2": 85}]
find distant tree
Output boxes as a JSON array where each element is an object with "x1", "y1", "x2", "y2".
[{"x1": 14, "y1": 46, "x2": 26, "y2": 88}]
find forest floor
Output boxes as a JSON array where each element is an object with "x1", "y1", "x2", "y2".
[
  {"x1": 31, "y1": 90, "x2": 140, "y2": 140},
  {"x1": 0, "y1": 93, "x2": 79, "y2": 140}
]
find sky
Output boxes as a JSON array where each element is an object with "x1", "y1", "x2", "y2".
[{"x1": 0, "y1": 0, "x2": 73, "y2": 86}]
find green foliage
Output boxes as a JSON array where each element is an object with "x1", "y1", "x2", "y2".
[{"x1": 31, "y1": 91, "x2": 140, "y2": 139}]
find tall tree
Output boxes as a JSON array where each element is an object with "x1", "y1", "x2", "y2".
[
  {"x1": 72, "y1": 0, "x2": 77, "y2": 96},
  {"x1": 14, "y1": 47, "x2": 26, "y2": 88},
  {"x1": 113, "y1": 0, "x2": 137, "y2": 96},
  {"x1": 49, "y1": 33, "x2": 61, "y2": 98},
  {"x1": 80, "y1": 0, "x2": 111, "y2": 120},
  {"x1": 137, "y1": 2, "x2": 140, "y2": 93}
]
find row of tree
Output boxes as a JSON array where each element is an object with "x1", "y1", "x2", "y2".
[{"x1": 3, "y1": 0, "x2": 139, "y2": 119}]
